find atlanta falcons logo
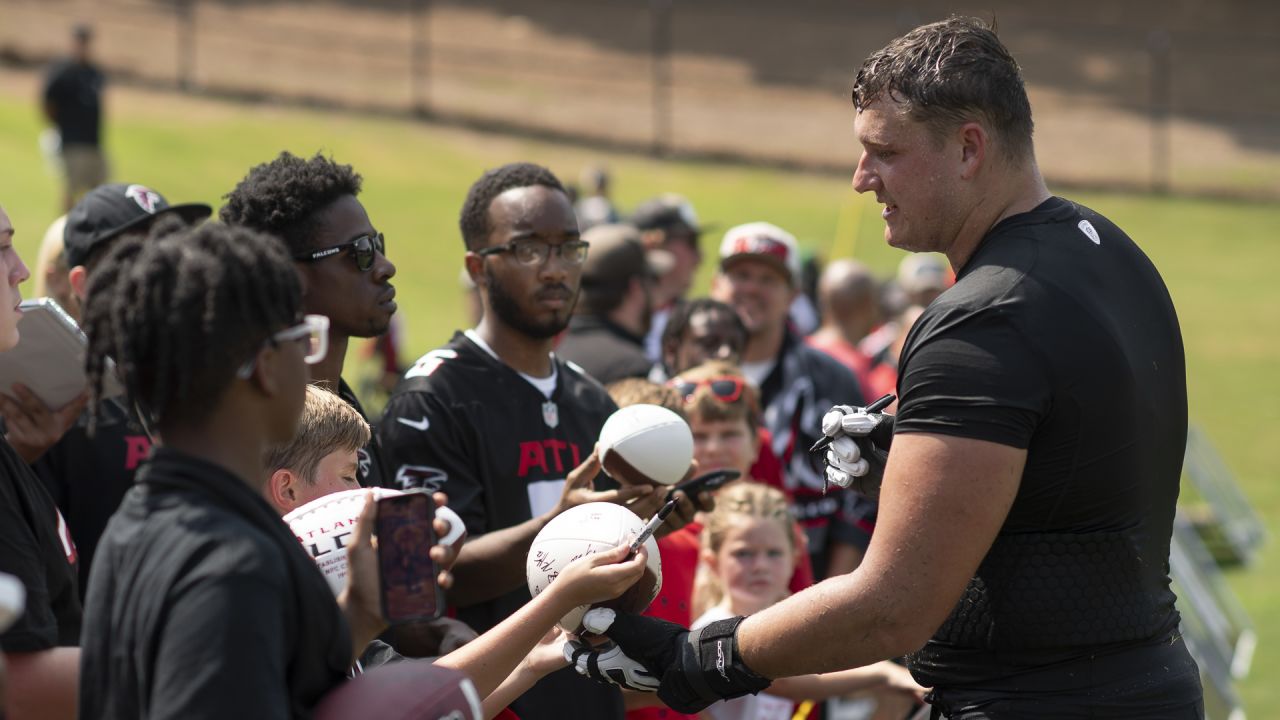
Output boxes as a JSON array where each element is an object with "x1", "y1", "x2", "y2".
[{"x1": 125, "y1": 184, "x2": 163, "y2": 214}]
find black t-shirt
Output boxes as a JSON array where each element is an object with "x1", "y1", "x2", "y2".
[
  {"x1": 0, "y1": 437, "x2": 81, "y2": 652},
  {"x1": 337, "y1": 378, "x2": 389, "y2": 489},
  {"x1": 34, "y1": 399, "x2": 151, "y2": 598},
  {"x1": 79, "y1": 447, "x2": 352, "y2": 719},
  {"x1": 43, "y1": 60, "x2": 104, "y2": 146},
  {"x1": 556, "y1": 314, "x2": 653, "y2": 386},
  {"x1": 895, "y1": 198, "x2": 1190, "y2": 696},
  {"x1": 380, "y1": 330, "x2": 623, "y2": 719}
]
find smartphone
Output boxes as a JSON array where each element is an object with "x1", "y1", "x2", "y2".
[
  {"x1": 666, "y1": 469, "x2": 741, "y2": 502},
  {"x1": 375, "y1": 491, "x2": 443, "y2": 623}
]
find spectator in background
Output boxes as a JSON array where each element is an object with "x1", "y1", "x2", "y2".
[
  {"x1": 574, "y1": 165, "x2": 619, "y2": 231},
  {"x1": 862, "y1": 305, "x2": 925, "y2": 409},
  {"x1": 12, "y1": 184, "x2": 210, "y2": 599},
  {"x1": 557, "y1": 224, "x2": 671, "y2": 385},
  {"x1": 652, "y1": 298, "x2": 746, "y2": 383},
  {"x1": 0, "y1": 205, "x2": 79, "y2": 720},
  {"x1": 806, "y1": 259, "x2": 879, "y2": 399},
  {"x1": 896, "y1": 253, "x2": 951, "y2": 308},
  {"x1": 709, "y1": 222, "x2": 869, "y2": 579},
  {"x1": 32, "y1": 216, "x2": 78, "y2": 322},
  {"x1": 221, "y1": 151, "x2": 397, "y2": 489},
  {"x1": 42, "y1": 25, "x2": 106, "y2": 211},
  {"x1": 632, "y1": 195, "x2": 706, "y2": 361}
]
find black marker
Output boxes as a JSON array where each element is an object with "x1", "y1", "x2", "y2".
[
  {"x1": 628, "y1": 499, "x2": 677, "y2": 555},
  {"x1": 665, "y1": 469, "x2": 741, "y2": 503},
  {"x1": 808, "y1": 393, "x2": 896, "y2": 454}
]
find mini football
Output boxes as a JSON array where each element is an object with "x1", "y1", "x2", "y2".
[
  {"x1": 527, "y1": 502, "x2": 662, "y2": 634},
  {"x1": 597, "y1": 403, "x2": 693, "y2": 486},
  {"x1": 314, "y1": 660, "x2": 482, "y2": 720},
  {"x1": 284, "y1": 488, "x2": 465, "y2": 596}
]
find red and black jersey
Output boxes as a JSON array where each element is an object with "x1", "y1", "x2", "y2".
[{"x1": 379, "y1": 330, "x2": 622, "y2": 719}]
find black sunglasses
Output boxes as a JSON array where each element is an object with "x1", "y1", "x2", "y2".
[{"x1": 294, "y1": 232, "x2": 385, "y2": 272}]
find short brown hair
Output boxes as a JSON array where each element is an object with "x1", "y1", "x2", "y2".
[
  {"x1": 852, "y1": 16, "x2": 1034, "y2": 162},
  {"x1": 670, "y1": 360, "x2": 760, "y2": 434},
  {"x1": 606, "y1": 378, "x2": 686, "y2": 419},
  {"x1": 264, "y1": 385, "x2": 370, "y2": 483}
]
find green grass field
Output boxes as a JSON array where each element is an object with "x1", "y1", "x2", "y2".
[{"x1": 1, "y1": 71, "x2": 1277, "y2": 713}]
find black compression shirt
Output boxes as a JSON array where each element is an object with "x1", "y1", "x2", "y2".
[{"x1": 894, "y1": 198, "x2": 1199, "y2": 712}]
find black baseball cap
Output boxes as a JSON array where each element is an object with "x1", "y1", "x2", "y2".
[{"x1": 64, "y1": 183, "x2": 211, "y2": 268}]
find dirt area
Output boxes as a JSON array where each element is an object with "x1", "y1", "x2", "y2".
[{"x1": 3, "y1": 0, "x2": 1276, "y2": 197}]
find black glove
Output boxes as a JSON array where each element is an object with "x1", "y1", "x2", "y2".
[
  {"x1": 821, "y1": 405, "x2": 895, "y2": 500},
  {"x1": 569, "y1": 609, "x2": 771, "y2": 713}
]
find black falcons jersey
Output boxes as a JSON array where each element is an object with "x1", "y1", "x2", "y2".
[
  {"x1": 895, "y1": 197, "x2": 1193, "y2": 705},
  {"x1": 379, "y1": 331, "x2": 621, "y2": 719},
  {"x1": 337, "y1": 378, "x2": 389, "y2": 489}
]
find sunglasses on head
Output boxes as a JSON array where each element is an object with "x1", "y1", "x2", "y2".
[
  {"x1": 294, "y1": 232, "x2": 385, "y2": 272},
  {"x1": 668, "y1": 376, "x2": 745, "y2": 404}
]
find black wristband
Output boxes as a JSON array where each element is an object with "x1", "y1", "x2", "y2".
[{"x1": 688, "y1": 617, "x2": 771, "y2": 699}]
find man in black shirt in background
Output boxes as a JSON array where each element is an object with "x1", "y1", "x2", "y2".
[
  {"x1": 573, "y1": 17, "x2": 1202, "y2": 719},
  {"x1": 42, "y1": 25, "x2": 106, "y2": 211},
  {"x1": 557, "y1": 223, "x2": 670, "y2": 385}
]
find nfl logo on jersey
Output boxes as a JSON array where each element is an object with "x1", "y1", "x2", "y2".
[{"x1": 542, "y1": 401, "x2": 559, "y2": 429}]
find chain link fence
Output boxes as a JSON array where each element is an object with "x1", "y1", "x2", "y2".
[{"x1": 3, "y1": 0, "x2": 1277, "y2": 198}]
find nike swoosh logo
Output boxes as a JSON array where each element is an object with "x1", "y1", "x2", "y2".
[{"x1": 396, "y1": 416, "x2": 430, "y2": 431}]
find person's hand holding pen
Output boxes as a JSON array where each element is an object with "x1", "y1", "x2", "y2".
[{"x1": 814, "y1": 394, "x2": 896, "y2": 498}]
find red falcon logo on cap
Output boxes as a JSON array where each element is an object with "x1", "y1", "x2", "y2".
[
  {"x1": 731, "y1": 234, "x2": 790, "y2": 262},
  {"x1": 125, "y1": 184, "x2": 162, "y2": 214}
]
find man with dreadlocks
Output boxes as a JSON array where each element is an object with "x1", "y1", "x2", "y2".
[
  {"x1": 220, "y1": 151, "x2": 397, "y2": 490},
  {"x1": 77, "y1": 220, "x2": 387, "y2": 719}
]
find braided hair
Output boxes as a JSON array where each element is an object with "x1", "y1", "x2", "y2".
[
  {"x1": 459, "y1": 162, "x2": 567, "y2": 251},
  {"x1": 82, "y1": 219, "x2": 302, "y2": 433}
]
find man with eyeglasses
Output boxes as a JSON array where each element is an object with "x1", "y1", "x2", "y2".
[
  {"x1": 379, "y1": 162, "x2": 700, "y2": 720},
  {"x1": 0, "y1": 184, "x2": 211, "y2": 600},
  {"x1": 710, "y1": 222, "x2": 869, "y2": 581},
  {"x1": 221, "y1": 151, "x2": 397, "y2": 490}
]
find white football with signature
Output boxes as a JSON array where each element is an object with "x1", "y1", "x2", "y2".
[{"x1": 526, "y1": 502, "x2": 662, "y2": 634}]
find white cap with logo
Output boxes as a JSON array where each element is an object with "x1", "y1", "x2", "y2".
[{"x1": 718, "y1": 221, "x2": 802, "y2": 285}]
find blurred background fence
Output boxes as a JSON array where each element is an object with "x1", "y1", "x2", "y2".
[{"x1": 2, "y1": 0, "x2": 1278, "y2": 199}]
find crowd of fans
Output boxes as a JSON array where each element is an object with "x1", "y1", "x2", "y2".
[
  {"x1": 0, "y1": 10, "x2": 1214, "y2": 719},
  {"x1": 0, "y1": 148, "x2": 934, "y2": 720}
]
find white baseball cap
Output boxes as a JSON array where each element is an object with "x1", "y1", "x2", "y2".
[{"x1": 718, "y1": 221, "x2": 802, "y2": 285}]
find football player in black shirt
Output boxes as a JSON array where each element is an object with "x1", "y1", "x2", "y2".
[
  {"x1": 569, "y1": 17, "x2": 1202, "y2": 719},
  {"x1": 380, "y1": 163, "x2": 700, "y2": 720},
  {"x1": 221, "y1": 151, "x2": 397, "y2": 490}
]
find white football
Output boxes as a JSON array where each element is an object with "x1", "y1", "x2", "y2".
[
  {"x1": 526, "y1": 502, "x2": 662, "y2": 634},
  {"x1": 285, "y1": 488, "x2": 465, "y2": 596},
  {"x1": 597, "y1": 403, "x2": 693, "y2": 486}
]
